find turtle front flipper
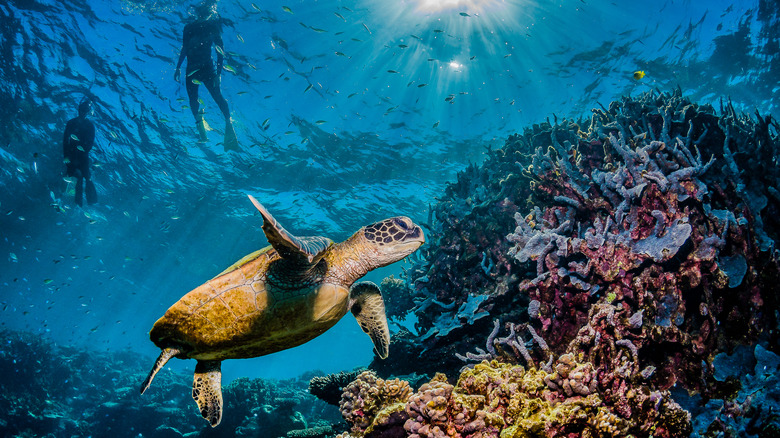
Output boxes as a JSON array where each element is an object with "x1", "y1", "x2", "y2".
[
  {"x1": 193, "y1": 360, "x2": 223, "y2": 427},
  {"x1": 247, "y1": 195, "x2": 333, "y2": 263},
  {"x1": 349, "y1": 281, "x2": 390, "y2": 359}
]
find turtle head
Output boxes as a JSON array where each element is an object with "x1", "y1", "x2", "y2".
[{"x1": 360, "y1": 216, "x2": 425, "y2": 267}]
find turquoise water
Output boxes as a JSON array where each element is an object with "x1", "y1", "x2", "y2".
[
  {"x1": 1, "y1": 0, "x2": 776, "y2": 380},
  {"x1": 0, "y1": 0, "x2": 778, "y2": 435}
]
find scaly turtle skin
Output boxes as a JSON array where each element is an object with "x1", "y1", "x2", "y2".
[{"x1": 140, "y1": 195, "x2": 424, "y2": 427}]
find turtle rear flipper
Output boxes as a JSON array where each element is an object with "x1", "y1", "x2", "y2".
[
  {"x1": 140, "y1": 347, "x2": 180, "y2": 394},
  {"x1": 193, "y1": 360, "x2": 223, "y2": 427},
  {"x1": 349, "y1": 281, "x2": 390, "y2": 359}
]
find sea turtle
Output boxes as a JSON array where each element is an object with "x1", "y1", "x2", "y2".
[{"x1": 140, "y1": 195, "x2": 424, "y2": 427}]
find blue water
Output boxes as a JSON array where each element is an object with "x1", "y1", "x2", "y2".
[{"x1": 0, "y1": 0, "x2": 777, "y2": 394}]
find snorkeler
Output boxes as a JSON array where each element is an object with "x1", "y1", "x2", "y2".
[
  {"x1": 63, "y1": 98, "x2": 98, "y2": 206},
  {"x1": 174, "y1": 0, "x2": 239, "y2": 151}
]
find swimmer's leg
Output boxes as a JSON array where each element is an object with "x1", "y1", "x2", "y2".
[
  {"x1": 204, "y1": 75, "x2": 237, "y2": 150},
  {"x1": 85, "y1": 178, "x2": 97, "y2": 205},
  {"x1": 186, "y1": 78, "x2": 200, "y2": 120},
  {"x1": 186, "y1": 79, "x2": 208, "y2": 143},
  {"x1": 75, "y1": 176, "x2": 84, "y2": 206},
  {"x1": 203, "y1": 75, "x2": 230, "y2": 121}
]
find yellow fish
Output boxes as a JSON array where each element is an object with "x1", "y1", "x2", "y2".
[{"x1": 633, "y1": 70, "x2": 645, "y2": 80}]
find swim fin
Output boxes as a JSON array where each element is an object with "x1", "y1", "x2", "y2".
[
  {"x1": 224, "y1": 121, "x2": 239, "y2": 152},
  {"x1": 86, "y1": 180, "x2": 98, "y2": 205}
]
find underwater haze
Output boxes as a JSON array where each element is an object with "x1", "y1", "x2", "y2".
[{"x1": 1, "y1": 0, "x2": 779, "y2": 437}]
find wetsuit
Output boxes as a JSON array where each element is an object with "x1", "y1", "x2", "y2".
[
  {"x1": 63, "y1": 117, "x2": 94, "y2": 179},
  {"x1": 179, "y1": 19, "x2": 230, "y2": 120},
  {"x1": 63, "y1": 116, "x2": 97, "y2": 205}
]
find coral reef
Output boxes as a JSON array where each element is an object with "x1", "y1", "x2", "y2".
[
  {"x1": 364, "y1": 89, "x2": 780, "y2": 436},
  {"x1": 340, "y1": 359, "x2": 691, "y2": 438},
  {"x1": 385, "y1": 90, "x2": 779, "y2": 391},
  {"x1": 310, "y1": 370, "x2": 364, "y2": 406},
  {"x1": 0, "y1": 329, "x2": 341, "y2": 438},
  {"x1": 339, "y1": 371, "x2": 412, "y2": 436}
]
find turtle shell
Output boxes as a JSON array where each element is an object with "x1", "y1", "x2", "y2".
[{"x1": 150, "y1": 240, "x2": 348, "y2": 361}]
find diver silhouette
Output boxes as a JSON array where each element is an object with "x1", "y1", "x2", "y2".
[
  {"x1": 63, "y1": 98, "x2": 98, "y2": 206},
  {"x1": 174, "y1": 0, "x2": 238, "y2": 151}
]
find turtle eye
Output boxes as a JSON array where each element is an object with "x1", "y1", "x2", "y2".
[{"x1": 393, "y1": 217, "x2": 409, "y2": 231}]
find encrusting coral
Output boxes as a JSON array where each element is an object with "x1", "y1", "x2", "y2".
[
  {"x1": 340, "y1": 358, "x2": 691, "y2": 438},
  {"x1": 338, "y1": 371, "x2": 412, "y2": 436}
]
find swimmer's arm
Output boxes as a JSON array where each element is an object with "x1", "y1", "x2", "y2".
[{"x1": 176, "y1": 28, "x2": 189, "y2": 71}]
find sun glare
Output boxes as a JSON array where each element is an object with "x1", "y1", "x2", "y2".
[{"x1": 415, "y1": 0, "x2": 494, "y2": 14}]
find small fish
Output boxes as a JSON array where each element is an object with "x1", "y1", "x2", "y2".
[
  {"x1": 309, "y1": 26, "x2": 327, "y2": 33},
  {"x1": 223, "y1": 65, "x2": 237, "y2": 74},
  {"x1": 76, "y1": 146, "x2": 85, "y2": 152},
  {"x1": 633, "y1": 70, "x2": 645, "y2": 80},
  {"x1": 44, "y1": 279, "x2": 53, "y2": 284},
  {"x1": 387, "y1": 70, "x2": 398, "y2": 73},
  {"x1": 417, "y1": 83, "x2": 428, "y2": 88},
  {"x1": 70, "y1": 134, "x2": 80, "y2": 141},
  {"x1": 335, "y1": 51, "x2": 348, "y2": 57},
  {"x1": 459, "y1": 12, "x2": 470, "y2": 16},
  {"x1": 362, "y1": 23, "x2": 371, "y2": 34},
  {"x1": 304, "y1": 84, "x2": 313, "y2": 93},
  {"x1": 191, "y1": 79, "x2": 202, "y2": 85},
  {"x1": 432, "y1": 121, "x2": 440, "y2": 128},
  {"x1": 347, "y1": 92, "x2": 358, "y2": 98},
  {"x1": 282, "y1": 5, "x2": 293, "y2": 13},
  {"x1": 251, "y1": 3, "x2": 261, "y2": 11},
  {"x1": 334, "y1": 12, "x2": 346, "y2": 21},
  {"x1": 187, "y1": 69, "x2": 200, "y2": 77},
  {"x1": 315, "y1": 120, "x2": 327, "y2": 124},
  {"x1": 410, "y1": 34, "x2": 422, "y2": 40},
  {"x1": 237, "y1": 34, "x2": 245, "y2": 43},
  {"x1": 215, "y1": 46, "x2": 225, "y2": 56},
  {"x1": 433, "y1": 29, "x2": 444, "y2": 33},
  {"x1": 398, "y1": 44, "x2": 408, "y2": 48}
]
